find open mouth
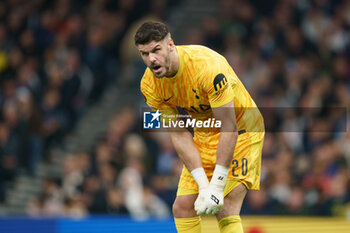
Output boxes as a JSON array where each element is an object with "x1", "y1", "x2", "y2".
[{"x1": 152, "y1": 65, "x2": 161, "y2": 73}]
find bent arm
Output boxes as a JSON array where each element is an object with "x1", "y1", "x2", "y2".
[
  {"x1": 169, "y1": 125, "x2": 202, "y2": 172},
  {"x1": 212, "y1": 101, "x2": 238, "y2": 168},
  {"x1": 193, "y1": 101, "x2": 238, "y2": 215},
  {"x1": 169, "y1": 119, "x2": 210, "y2": 189}
]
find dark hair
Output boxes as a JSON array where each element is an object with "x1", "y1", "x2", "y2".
[{"x1": 134, "y1": 21, "x2": 169, "y2": 45}]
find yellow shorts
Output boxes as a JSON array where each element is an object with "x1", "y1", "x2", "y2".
[{"x1": 177, "y1": 133, "x2": 264, "y2": 196}]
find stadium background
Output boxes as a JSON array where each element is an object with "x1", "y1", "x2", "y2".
[{"x1": 0, "y1": 0, "x2": 349, "y2": 232}]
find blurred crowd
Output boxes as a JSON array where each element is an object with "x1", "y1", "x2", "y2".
[
  {"x1": 0, "y1": 0, "x2": 179, "y2": 205},
  {"x1": 1, "y1": 0, "x2": 350, "y2": 218},
  {"x1": 198, "y1": 0, "x2": 350, "y2": 216},
  {"x1": 27, "y1": 107, "x2": 180, "y2": 219}
]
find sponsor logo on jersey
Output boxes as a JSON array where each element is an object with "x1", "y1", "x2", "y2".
[{"x1": 213, "y1": 73, "x2": 228, "y2": 91}]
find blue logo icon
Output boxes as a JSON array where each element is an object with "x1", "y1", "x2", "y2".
[{"x1": 143, "y1": 110, "x2": 161, "y2": 129}]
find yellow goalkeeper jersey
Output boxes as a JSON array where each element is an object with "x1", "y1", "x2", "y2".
[{"x1": 141, "y1": 45, "x2": 264, "y2": 149}]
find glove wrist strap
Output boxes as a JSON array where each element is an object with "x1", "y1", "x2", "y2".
[
  {"x1": 211, "y1": 164, "x2": 229, "y2": 190},
  {"x1": 191, "y1": 167, "x2": 209, "y2": 189}
]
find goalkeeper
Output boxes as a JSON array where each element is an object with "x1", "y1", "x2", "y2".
[{"x1": 135, "y1": 21, "x2": 264, "y2": 233}]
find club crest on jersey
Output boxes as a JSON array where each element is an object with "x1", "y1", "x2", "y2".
[{"x1": 213, "y1": 73, "x2": 228, "y2": 93}]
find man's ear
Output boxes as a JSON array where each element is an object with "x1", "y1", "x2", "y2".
[{"x1": 168, "y1": 38, "x2": 175, "y2": 51}]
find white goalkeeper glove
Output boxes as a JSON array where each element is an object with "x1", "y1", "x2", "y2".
[{"x1": 191, "y1": 165, "x2": 229, "y2": 216}]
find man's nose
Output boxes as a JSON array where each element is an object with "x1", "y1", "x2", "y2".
[{"x1": 149, "y1": 54, "x2": 157, "y2": 63}]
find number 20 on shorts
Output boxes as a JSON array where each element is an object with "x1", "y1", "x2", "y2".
[{"x1": 232, "y1": 158, "x2": 248, "y2": 177}]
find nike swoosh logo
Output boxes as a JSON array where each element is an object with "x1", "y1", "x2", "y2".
[{"x1": 164, "y1": 96, "x2": 173, "y2": 102}]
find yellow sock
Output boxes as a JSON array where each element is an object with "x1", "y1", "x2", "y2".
[
  {"x1": 218, "y1": 216, "x2": 243, "y2": 233},
  {"x1": 174, "y1": 216, "x2": 202, "y2": 233}
]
